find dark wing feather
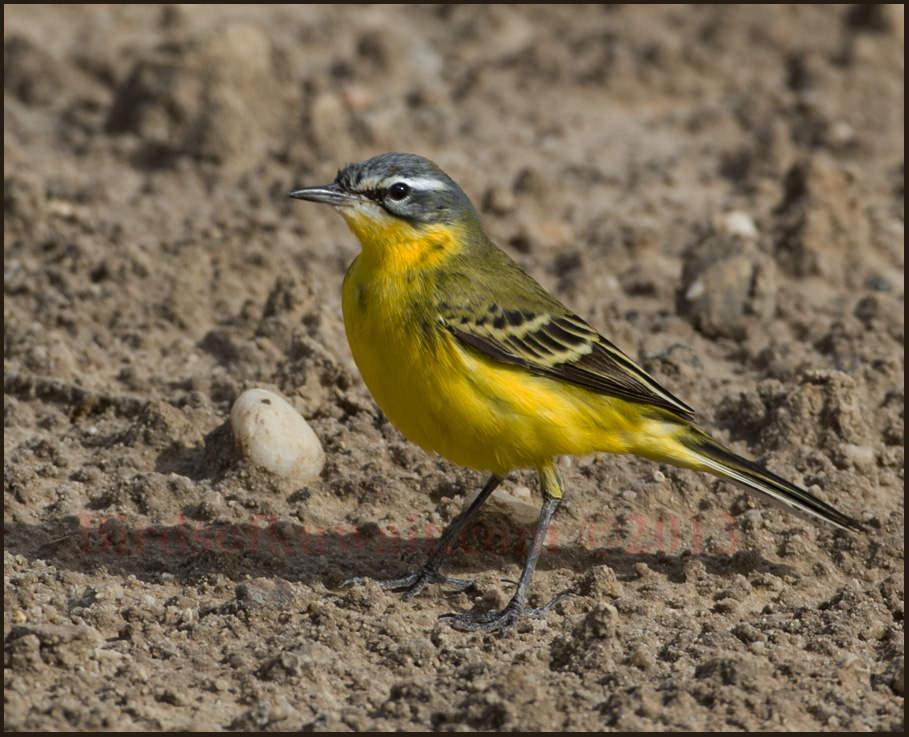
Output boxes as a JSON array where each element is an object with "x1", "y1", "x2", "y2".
[{"x1": 442, "y1": 306, "x2": 696, "y2": 420}]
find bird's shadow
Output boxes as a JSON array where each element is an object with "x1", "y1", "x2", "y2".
[{"x1": 4, "y1": 511, "x2": 794, "y2": 596}]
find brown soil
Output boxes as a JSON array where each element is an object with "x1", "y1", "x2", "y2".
[{"x1": 4, "y1": 5, "x2": 904, "y2": 731}]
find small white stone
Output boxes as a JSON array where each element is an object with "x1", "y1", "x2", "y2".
[
  {"x1": 509, "y1": 484, "x2": 533, "y2": 503},
  {"x1": 715, "y1": 210, "x2": 758, "y2": 240},
  {"x1": 230, "y1": 389, "x2": 325, "y2": 483},
  {"x1": 684, "y1": 278, "x2": 705, "y2": 301},
  {"x1": 830, "y1": 121, "x2": 855, "y2": 147},
  {"x1": 840, "y1": 442, "x2": 874, "y2": 471}
]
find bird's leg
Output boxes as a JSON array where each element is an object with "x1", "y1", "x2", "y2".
[
  {"x1": 346, "y1": 474, "x2": 503, "y2": 600},
  {"x1": 441, "y1": 463, "x2": 567, "y2": 632}
]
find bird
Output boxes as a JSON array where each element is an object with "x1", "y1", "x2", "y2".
[{"x1": 289, "y1": 152, "x2": 863, "y2": 632}]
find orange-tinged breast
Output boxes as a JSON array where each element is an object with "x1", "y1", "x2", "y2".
[{"x1": 342, "y1": 209, "x2": 457, "y2": 274}]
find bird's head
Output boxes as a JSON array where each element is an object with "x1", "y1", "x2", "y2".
[{"x1": 290, "y1": 153, "x2": 482, "y2": 267}]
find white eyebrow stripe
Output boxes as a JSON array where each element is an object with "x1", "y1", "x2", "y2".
[{"x1": 379, "y1": 175, "x2": 449, "y2": 191}]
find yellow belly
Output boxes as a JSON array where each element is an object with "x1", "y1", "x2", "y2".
[{"x1": 341, "y1": 259, "x2": 659, "y2": 476}]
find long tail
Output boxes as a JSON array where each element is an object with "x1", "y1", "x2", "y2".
[{"x1": 671, "y1": 426, "x2": 864, "y2": 533}]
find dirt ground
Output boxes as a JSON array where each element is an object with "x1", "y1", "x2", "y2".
[{"x1": 3, "y1": 4, "x2": 904, "y2": 731}]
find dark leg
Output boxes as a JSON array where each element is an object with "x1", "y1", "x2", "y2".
[
  {"x1": 441, "y1": 463, "x2": 567, "y2": 632},
  {"x1": 346, "y1": 474, "x2": 503, "y2": 600}
]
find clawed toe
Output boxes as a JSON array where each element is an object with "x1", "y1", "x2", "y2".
[
  {"x1": 440, "y1": 592, "x2": 572, "y2": 632},
  {"x1": 343, "y1": 568, "x2": 477, "y2": 601}
]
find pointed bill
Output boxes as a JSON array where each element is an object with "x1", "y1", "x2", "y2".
[{"x1": 289, "y1": 184, "x2": 360, "y2": 206}]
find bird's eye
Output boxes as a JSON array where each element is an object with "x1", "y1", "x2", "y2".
[{"x1": 387, "y1": 182, "x2": 411, "y2": 201}]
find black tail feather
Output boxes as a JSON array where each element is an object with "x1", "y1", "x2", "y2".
[{"x1": 681, "y1": 432, "x2": 864, "y2": 533}]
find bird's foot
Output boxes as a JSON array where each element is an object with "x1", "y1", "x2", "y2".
[
  {"x1": 344, "y1": 566, "x2": 475, "y2": 602},
  {"x1": 440, "y1": 592, "x2": 571, "y2": 632}
]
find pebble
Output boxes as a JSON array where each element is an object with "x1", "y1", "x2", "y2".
[
  {"x1": 839, "y1": 442, "x2": 875, "y2": 472},
  {"x1": 630, "y1": 646, "x2": 652, "y2": 668},
  {"x1": 582, "y1": 564, "x2": 623, "y2": 599},
  {"x1": 829, "y1": 121, "x2": 856, "y2": 148},
  {"x1": 715, "y1": 210, "x2": 758, "y2": 240},
  {"x1": 230, "y1": 389, "x2": 325, "y2": 483}
]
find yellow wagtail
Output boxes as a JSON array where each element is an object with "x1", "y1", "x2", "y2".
[{"x1": 290, "y1": 152, "x2": 862, "y2": 632}]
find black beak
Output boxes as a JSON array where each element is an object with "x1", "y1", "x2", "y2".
[{"x1": 289, "y1": 183, "x2": 358, "y2": 206}]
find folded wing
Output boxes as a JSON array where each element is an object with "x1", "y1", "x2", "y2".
[{"x1": 441, "y1": 304, "x2": 696, "y2": 421}]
